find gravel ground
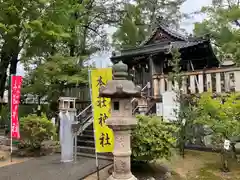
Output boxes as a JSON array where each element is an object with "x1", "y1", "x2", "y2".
[{"x1": 0, "y1": 154, "x2": 112, "y2": 180}]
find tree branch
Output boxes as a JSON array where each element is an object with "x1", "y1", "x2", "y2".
[
  {"x1": 83, "y1": 25, "x2": 105, "y2": 38},
  {"x1": 226, "y1": 0, "x2": 240, "y2": 27}
]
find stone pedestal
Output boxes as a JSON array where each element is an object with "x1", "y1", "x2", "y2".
[{"x1": 106, "y1": 119, "x2": 137, "y2": 180}]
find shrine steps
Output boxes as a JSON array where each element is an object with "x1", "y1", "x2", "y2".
[
  {"x1": 78, "y1": 140, "x2": 95, "y2": 147},
  {"x1": 76, "y1": 123, "x2": 113, "y2": 160}
]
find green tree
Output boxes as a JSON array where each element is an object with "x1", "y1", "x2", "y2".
[
  {"x1": 195, "y1": 92, "x2": 240, "y2": 146},
  {"x1": 0, "y1": 0, "x2": 119, "y2": 111},
  {"x1": 21, "y1": 0, "x2": 119, "y2": 112},
  {"x1": 194, "y1": 92, "x2": 240, "y2": 171},
  {"x1": 0, "y1": 0, "x2": 80, "y2": 100},
  {"x1": 112, "y1": 0, "x2": 187, "y2": 49},
  {"x1": 112, "y1": 4, "x2": 146, "y2": 49},
  {"x1": 194, "y1": 0, "x2": 240, "y2": 65},
  {"x1": 169, "y1": 49, "x2": 201, "y2": 158},
  {"x1": 22, "y1": 55, "x2": 88, "y2": 114}
]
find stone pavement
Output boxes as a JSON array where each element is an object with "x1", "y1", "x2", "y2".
[{"x1": 0, "y1": 154, "x2": 112, "y2": 180}]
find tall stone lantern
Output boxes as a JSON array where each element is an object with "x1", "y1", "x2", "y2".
[
  {"x1": 59, "y1": 97, "x2": 76, "y2": 163},
  {"x1": 99, "y1": 61, "x2": 141, "y2": 180}
]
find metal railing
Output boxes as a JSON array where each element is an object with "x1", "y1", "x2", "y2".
[
  {"x1": 76, "y1": 104, "x2": 92, "y2": 118},
  {"x1": 131, "y1": 82, "x2": 151, "y2": 114},
  {"x1": 75, "y1": 81, "x2": 151, "y2": 134},
  {"x1": 131, "y1": 82, "x2": 151, "y2": 103},
  {"x1": 75, "y1": 104, "x2": 93, "y2": 135}
]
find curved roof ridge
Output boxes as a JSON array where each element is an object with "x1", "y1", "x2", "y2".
[{"x1": 139, "y1": 21, "x2": 207, "y2": 46}]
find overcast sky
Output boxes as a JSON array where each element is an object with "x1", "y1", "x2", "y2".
[
  {"x1": 181, "y1": 0, "x2": 211, "y2": 32},
  {"x1": 17, "y1": 0, "x2": 211, "y2": 75}
]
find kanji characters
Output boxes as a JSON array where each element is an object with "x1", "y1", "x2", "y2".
[
  {"x1": 91, "y1": 70, "x2": 113, "y2": 151},
  {"x1": 99, "y1": 133, "x2": 111, "y2": 147},
  {"x1": 95, "y1": 76, "x2": 107, "y2": 108},
  {"x1": 96, "y1": 97, "x2": 107, "y2": 108},
  {"x1": 98, "y1": 113, "x2": 108, "y2": 126},
  {"x1": 11, "y1": 76, "x2": 22, "y2": 139},
  {"x1": 96, "y1": 76, "x2": 106, "y2": 87}
]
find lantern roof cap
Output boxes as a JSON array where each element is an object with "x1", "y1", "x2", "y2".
[{"x1": 99, "y1": 61, "x2": 141, "y2": 98}]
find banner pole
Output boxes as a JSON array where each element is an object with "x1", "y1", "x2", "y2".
[
  {"x1": 88, "y1": 69, "x2": 100, "y2": 180},
  {"x1": 10, "y1": 75, "x2": 12, "y2": 162}
]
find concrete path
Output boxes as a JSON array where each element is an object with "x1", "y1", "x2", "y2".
[{"x1": 0, "y1": 154, "x2": 112, "y2": 180}]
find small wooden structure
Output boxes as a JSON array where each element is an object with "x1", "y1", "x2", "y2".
[
  {"x1": 63, "y1": 85, "x2": 91, "y2": 111},
  {"x1": 111, "y1": 21, "x2": 240, "y2": 100}
]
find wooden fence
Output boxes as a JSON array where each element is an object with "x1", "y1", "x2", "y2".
[{"x1": 63, "y1": 85, "x2": 91, "y2": 112}]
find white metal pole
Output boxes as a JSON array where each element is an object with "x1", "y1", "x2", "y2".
[
  {"x1": 74, "y1": 134, "x2": 77, "y2": 162},
  {"x1": 10, "y1": 75, "x2": 12, "y2": 162},
  {"x1": 88, "y1": 69, "x2": 100, "y2": 180}
]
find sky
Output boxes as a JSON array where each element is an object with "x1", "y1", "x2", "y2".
[{"x1": 16, "y1": 0, "x2": 211, "y2": 75}]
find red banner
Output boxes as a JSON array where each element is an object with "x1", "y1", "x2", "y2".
[{"x1": 11, "y1": 76, "x2": 23, "y2": 139}]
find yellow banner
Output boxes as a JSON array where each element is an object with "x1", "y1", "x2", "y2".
[{"x1": 91, "y1": 68, "x2": 114, "y2": 153}]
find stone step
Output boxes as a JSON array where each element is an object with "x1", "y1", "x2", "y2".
[
  {"x1": 0, "y1": 129, "x2": 5, "y2": 136},
  {"x1": 82, "y1": 130, "x2": 94, "y2": 136},
  {"x1": 85, "y1": 124, "x2": 93, "y2": 131},
  {"x1": 77, "y1": 146, "x2": 95, "y2": 154},
  {"x1": 77, "y1": 146, "x2": 113, "y2": 157},
  {"x1": 77, "y1": 140, "x2": 95, "y2": 147},
  {"x1": 77, "y1": 152, "x2": 113, "y2": 161},
  {"x1": 77, "y1": 134, "x2": 94, "y2": 141}
]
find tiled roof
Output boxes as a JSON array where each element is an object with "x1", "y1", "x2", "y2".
[
  {"x1": 111, "y1": 40, "x2": 209, "y2": 60},
  {"x1": 139, "y1": 21, "x2": 202, "y2": 46},
  {"x1": 111, "y1": 20, "x2": 211, "y2": 61}
]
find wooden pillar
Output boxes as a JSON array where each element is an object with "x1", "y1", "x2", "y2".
[
  {"x1": 168, "y1": 79, "x2": 173, "y2": 91},
  {"x1": 149, "y1": 56, "x2": 157, "y2": 98},
  {"x1": 159, "y1": 75, "x2": 165, "y2": 95},
  {"x1": 206, "y1": 73, "x2": 212, "y2": 92},
  {"x1": 153, "y1": 75, "x2": 160, "y2": 99},
  {"x1": 182, "y1": 76, "x2": 187, "y2": 94},
  {"x1": 216, "y1": 72, "x2": 221, "y2": 93},
  {"x1": 234, "y1": 70, "x2": 240, "y2": 91},
  {"x1": 190, "y1": 75, "x2": 196, "y2": 94},
  {"x1": 224, "y1": 72, "x2": 230, "y2": 92},
  {"x1": 198, "y1": 73, "x2": 204, "y2": 93}
]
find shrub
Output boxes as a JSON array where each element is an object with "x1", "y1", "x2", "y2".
[
  {"x1": 194, "y1": 92, "x2": 240, "y2": 147},
  {"x1": 132, "y1": 115, "x2": 177, "y2": 163},
  {"x1": 194, "y1": 92, "x2": 240, "y2": 171},
  {"x1": 20, "y1": 113, "x2": 56, "y2": 150}
]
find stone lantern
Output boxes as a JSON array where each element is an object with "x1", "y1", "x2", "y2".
[
  {"x1": 99, "y1": 61, "x2": 141, "y2": 180},
  {"x1": 59, "y1": 97, "x2": 76, "y2": 163}
]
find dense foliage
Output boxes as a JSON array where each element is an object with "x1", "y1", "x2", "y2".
[
  {"x1": 0, "y1": 0, "x2": 118, "y2": 111},
  {"x1": 194, "y1": 0, "x2": 240, "y2": 64},
  {"x1": 132, "y1": 115, "x2": 177, "y2": 162},
  {"x1": 19, "y1": 114, "x2": 56, "y2": 150},
  {"x1": 113, "y1": 0, "x2": 187, "y2": 49},
  {"x1": 194, "y1": 92, "x2": 240, "y2": 147},
  {"x1": 0, "y1": 0, "x2": 188, "y2": 115}
]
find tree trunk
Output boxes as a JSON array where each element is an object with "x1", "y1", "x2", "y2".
[
  {"x1": 9, "y1": 53, "x2": 19, "y2": 75},
  {"x1": 0, "y1": 50, "x2": 10, "y2": 99},
  {"x1": 0, "y1": 34, "x2": 20, "y2": 100}
]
